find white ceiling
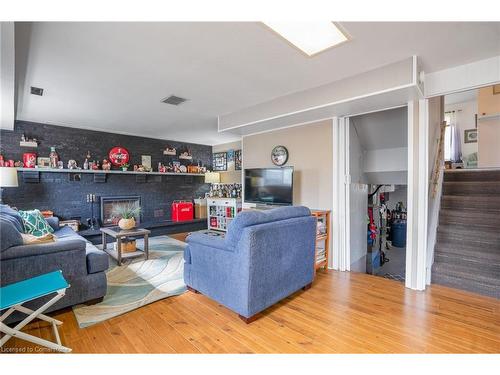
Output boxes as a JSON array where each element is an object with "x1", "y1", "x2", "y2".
[
  {"x1": 14, "y1": 22, "x2": 500, "y2": 145},
  {"x1": 351, "y1": 107, "x2": 408, "y2": 150}
]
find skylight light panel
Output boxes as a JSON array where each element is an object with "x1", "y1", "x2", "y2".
[{"x1": 263, "y1": 21, "x2": 349, "y2": 57}]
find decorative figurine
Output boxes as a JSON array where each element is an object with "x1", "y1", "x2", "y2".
[
  {"x1": 23, "y1": 153, "x2": 37, "y2": 168},
  {"x1": 83, "y1": 151, "x2": 91, "y2": 170},
  {"x1": 49, "y1": 146, "x2": 59, "y2": 168},
  {"x1": 67, "y1": 160, "x2": 77, "y2": 169},
  {"x1": 163, "y1": 146, "x2": 176, "y2": 156},
  {"x1": 102, "y1": 159, "x2": 111, "y2": 171}
]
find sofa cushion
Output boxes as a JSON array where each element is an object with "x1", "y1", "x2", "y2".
[
  {"x1": 226, "y1": 206, "x2": 311, "y2": 247},
  {"x1": 0, "y1": 218, "x2": 24, "y2": 252},
  {"x1": 0, "y1": 204, "x2": 25, "y2": 233},
  {"x1": 86, "y1": 244, "x2": 109, "y2": 274},
  {"x1": 54, "y1": 225, "x2": 82, "y2": 240},
  {"x1": 55, "y1": 226, "x2": 109, "y2": 274},
  {"x1": 18, "y1": 209, "x2": 54, "y2": 237}
]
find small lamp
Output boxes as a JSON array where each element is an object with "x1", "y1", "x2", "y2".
[
  {"x1": 204, "y1": 172, "x2": 220, "y2": 184},
  {"x1": 0, "y1": 167, "x2": 19, "y2": 203}
]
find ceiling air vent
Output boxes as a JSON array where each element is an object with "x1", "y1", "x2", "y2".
[
  {"x1": 30, "y1": 86, "x2": 44, "y2": 96},
  {"x1": 161, "y1": 95, "x2": 187, "y2": 106}
]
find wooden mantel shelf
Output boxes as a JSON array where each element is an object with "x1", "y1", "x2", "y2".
[{"x1": 16, "y1": 168, "x2": 205, "y2": 177}]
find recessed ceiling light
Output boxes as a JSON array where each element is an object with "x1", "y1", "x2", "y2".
[{"x1": 263, "y1": 21, "x2": 349, "y2": 57}]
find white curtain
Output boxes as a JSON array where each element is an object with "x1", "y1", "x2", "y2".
[{"x1": 444, "y1": 112, "x2": 462, "y2": 162}]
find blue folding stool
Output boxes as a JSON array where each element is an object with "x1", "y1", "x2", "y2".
[{"x1": 0, "y1": 270, "x2": 71, "y2": 352}]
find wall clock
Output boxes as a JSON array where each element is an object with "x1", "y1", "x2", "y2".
[
  {"x1": 108, "y1": 146, "x2": 130, "y2": 166},
  {"x1": 271, "y1": 145, "x2": 289, "y2": 166}
]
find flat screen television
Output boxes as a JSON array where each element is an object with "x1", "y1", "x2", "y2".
[{"x1": 244, "y1": 167, "x2": 294, "y2": 206}]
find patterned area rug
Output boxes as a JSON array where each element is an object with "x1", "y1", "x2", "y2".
[{"x1": 72, "y1": 236, "x2": 187, "y2": 328}]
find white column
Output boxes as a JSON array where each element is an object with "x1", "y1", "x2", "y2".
[{"x1": 405, "y1": 100, "x2": 429, "y2": 290}]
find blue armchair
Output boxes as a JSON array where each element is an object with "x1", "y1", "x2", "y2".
[{"x1": 184, "y1": 206, "x2": 317, "y2": 322}]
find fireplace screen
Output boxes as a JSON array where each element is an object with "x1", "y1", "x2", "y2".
[{"x1": 101, "y1": 196, "x2": 141, "y2": 227}]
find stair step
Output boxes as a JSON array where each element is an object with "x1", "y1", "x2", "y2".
[
  {"x1": 439, "y1": 209, "x2": 500, "y2": 229},
  {"x1": 433, "y1": 251, "x2": 500, "y2": 274},
  {"x1": 442, "y1": 181, "x2": 500, "y2": 196},
  {"x1": 435, "y1": 233, "x2": 500, "y2": 261},
  {"x1": 432, "y1": 261, "x2": 500, "y2": 287},
  {"x1": 437, "y1": 223, "x2": 500, "y2": 241},
  {"x1": 444, "y1": 169, "x2": 500, "y2": 182},
  {"x1": 431, "y1": 272, "x2": 500, "y2": 299},
  {"x1": 441, "y1": 195, "x2": 500, "y2": 211}
]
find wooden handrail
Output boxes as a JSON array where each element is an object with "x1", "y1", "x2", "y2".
[{"x1": 431, "y1": 121, "x2": 447, "y2": 198}]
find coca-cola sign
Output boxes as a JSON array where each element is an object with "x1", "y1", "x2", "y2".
[{"x1": 108, "y1": 146, "x2": 130, "y2": 166}]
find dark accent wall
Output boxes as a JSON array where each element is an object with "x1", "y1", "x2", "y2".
[{"x1": 0, "y1": 121, "x2": 212, "y2": 225}]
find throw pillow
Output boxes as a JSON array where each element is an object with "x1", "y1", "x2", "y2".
[{"x1": 18, "y1": 209, "x2": 55, "y2": 237}]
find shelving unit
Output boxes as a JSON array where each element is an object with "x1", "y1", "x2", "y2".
[
  {"x1": 207, "y1": 198, "x2": 242, "y2": 232},
  {"x1": 15, "y1": 168, "x2": 205, "y2": 176},
  {"x1": 311, "y1": 210, "x2": 330, "y2": 271}
]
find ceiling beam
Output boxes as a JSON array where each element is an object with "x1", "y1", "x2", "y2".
[{"x1": 218, "y1": 57, "x2": 423, "y2": 136}]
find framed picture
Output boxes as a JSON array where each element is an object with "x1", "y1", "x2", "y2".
[
  {"x1": 227, "y1": 149, "x2": 234, "y2": 162},
  {"x1": 141, "y1": 155, "x2": 151, "y2": 169},
  {"x1": 37, "y1": 157, "x2": 51, "y2": 168},
  {"x1": 464, "y1": 129, "x2": 478, "y2": 143},
  {"x1": 234, "y1": 149, "x2": 242, "y2": 170},
  {"x1": 212, "y1": 152, "x2": 227, "y2": 171}
]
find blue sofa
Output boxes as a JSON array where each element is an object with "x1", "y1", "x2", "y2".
[
  {"x1": 0, "y1": 205, "x2": 109, "y2": 323},
  {"x1": 184, "y1": 206, "x2": 316, "y2": 322}
]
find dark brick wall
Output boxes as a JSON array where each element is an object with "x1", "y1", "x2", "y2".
[{"x1": 0, "y1": 121, "x2": 212, "y2": 225}]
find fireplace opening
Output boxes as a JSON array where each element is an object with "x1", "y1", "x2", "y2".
[{"x1": 100, "y1": 196, "x2": 141, "y2": 227}]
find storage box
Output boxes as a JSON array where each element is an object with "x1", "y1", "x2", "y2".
[
  {"x1": 113, "y1": 238, "x2": 136, "y2": 253},
  {"x1": 59, "y1": 219, "x2": 79, "y2": 232},
  {"x1": 194, "y1": 199, "x2": 207, "y2": 219},
  {"x1": 171, "y1": 201, "x2": 194, "y2": 222}
]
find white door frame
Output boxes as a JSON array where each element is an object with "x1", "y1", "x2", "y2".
[
  {"x1": 331, "y1": 116, "x2": 350, "y2": 271},
  {"x1": 332, "y1": 102, "x2": 429, "y2": 290}
]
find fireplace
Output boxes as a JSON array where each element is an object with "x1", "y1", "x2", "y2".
[{"x1": 100, "y1": 196, "x2": 141, "y2": 227}]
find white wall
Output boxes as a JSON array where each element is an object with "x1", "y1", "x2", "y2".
[
  {"x1": 0, "y1": 22, "x2": 15, "y2": 130},
  {"x1": 242, "y1": 120, "x2": 333, "y2": 210},
  {"x1": 363, "y1": 147, "x2": 408, "y2": 173},
  {"x1": 349, "y1": 125, "x2": 368, "y2": 272}
]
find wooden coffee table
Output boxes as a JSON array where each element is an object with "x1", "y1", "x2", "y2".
[{"x1": 100, "y1": 227, "x2": 151, "y2": 266}]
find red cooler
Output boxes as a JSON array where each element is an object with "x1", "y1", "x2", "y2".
[{"x1": 171, "y1": 200, "x2": 194, "y2": 222}]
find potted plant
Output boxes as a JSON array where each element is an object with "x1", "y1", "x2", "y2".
[
  {"x1": 120, "y1": 163, "x2": 129, "y2": 172},
  {"x1": 112, "y1": 202, "x2": 141, "y2": 230}
]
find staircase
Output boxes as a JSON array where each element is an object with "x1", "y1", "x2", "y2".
[{"x1": 432, "y1": 169, "x2": 500, "y2": 299}]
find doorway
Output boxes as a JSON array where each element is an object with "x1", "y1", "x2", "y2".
[{"x1": 346, "y1": 107, "x2": 409, "y2": 281}]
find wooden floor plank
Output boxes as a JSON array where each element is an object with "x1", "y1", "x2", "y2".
[{"x1": 2, "y1": 269, "x2": 499, "y2": 354}]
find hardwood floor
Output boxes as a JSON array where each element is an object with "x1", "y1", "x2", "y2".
[{"x1": 1, "y1": 233, "x2": 499, "y2": 353}]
